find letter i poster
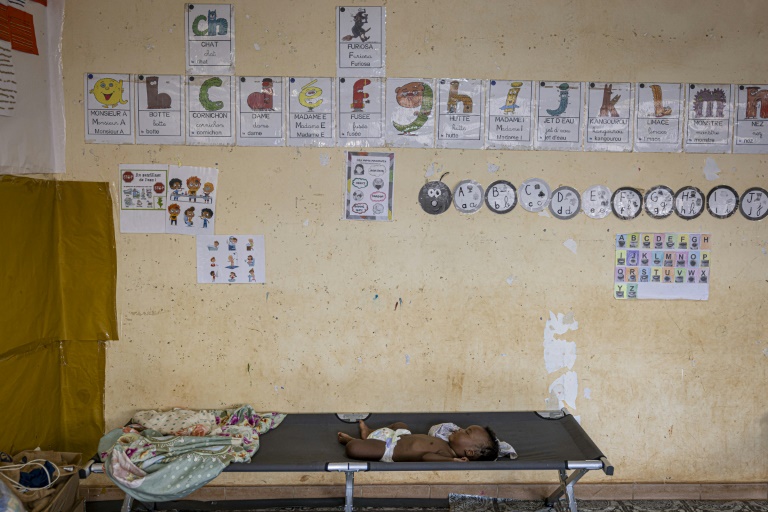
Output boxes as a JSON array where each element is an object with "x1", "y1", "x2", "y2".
[
  {"x1": 614, "y1": 232, "x2": 711, "y2": 301},
  {"x1": 345, "y1": 151, "x2": 394, "y2": 221}
]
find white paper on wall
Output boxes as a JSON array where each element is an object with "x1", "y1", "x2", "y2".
[
  {"x1": 197, "y1": 234, "x2": 265, "y2": 284},
  {"x1": 435, "y1": 78, "x2": 484, "y2": 150},
  {"x1": 135, "y1": 75, "x2": 185, "y2": 145},
  {"x1": 584, "y1": 82, "x2": 633, "y2": 152},
  {"x1": 287, "y1": 77, "x2": 335, "y2": 147},
  {"x1": 634, "y1": 82, "x2": 684, "y2": 153},
  {"x1": 337, "y1": 77, "x2": 384, "y2": 147},
  {"x1": 733, "y1": 84, "x2": 768, "y2": 154},
  {"x1": 166, "y1": 165, "x2": 218, "y2": 236},
  {"x1": 485, "y1": 79, "x2": 535, "y2": 150},
  {"x1": 84, "y1": 73, "x2": 134, "y2": 144},
  {"x1": 186, "y1": 75, "x2": 235, "y2": 145},
  {"x1": 119, "y1": 164, "x2": 169, "y2": 233},
  {"x1": 344, "y1": 151, "x2": 394, "y2": 221},
  {"x1": 535, "y1": 81, "x2": 584, "y2": 151},
  {"x1": 385, "y1": 78, "x2": 435, "y2": 148},
  {"x1": 336, "y1": 6, "x2": 385, "y2": 78},
  {"x1": 185, "y1": 3, "x2": 234, "y2": 75},
  {"x1": 236, "y1": 76, "x2": 285, "y2": 147},
  {"x1": 684, "y1": 83, "x2": 733, "y2": 154}
]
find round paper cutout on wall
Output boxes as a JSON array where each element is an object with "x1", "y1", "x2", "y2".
[
  {"x1": 519, "y1": 178, "x2": 551, "y2": 212},
  {"x1": 644, "y1": 185, "x2": 675, "y2": 219},
  {"x1": 611, "y1": 187, "x2": 643, "y2": 220},
  {"x1": 418, "y1": 181, "x2": 452, "y2": 215},
  {"x1": 453, "y1": 180, "x2": 484, "y2": 214},
  {"x1": 706, "y1": 185, "x2": 739, "y2": 219},
  {"x1": 739, "y1": 187, "x2": 768, "y2": 221},
  {"x1": 549, "y1": 186, "x2": 581, "y2": 220},
  {"x1": 484, "y1": 180, "x2": 517, "y2": 214},
  {"x1": 581, "y1": 185, "x2": 612, "y2": 219},
  {"x1": 674, "y1": 186, "x2": 705, "y2": 220}
]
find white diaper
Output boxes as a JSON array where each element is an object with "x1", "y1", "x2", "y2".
[{"x1": 367, "y1": 427, "x2": 411, "y2": 462}]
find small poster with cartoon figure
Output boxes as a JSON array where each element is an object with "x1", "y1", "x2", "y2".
[
  {"x1": 634, "y1": 82, "x2": 684, "y2": 153},
  {"x1": 336, "y1": 6, "x2": 385, "y2": 78},
  {"x1": 436, "y1": 78, "x2": 484, "y2": 150},
  {"x1": 684, "y1": 83, "x2": 733, "y2": 154},
  {"x1": 614, "y1": 232, "x2": 710, "y2": 301},
  {"x1": 385, "y1": 78, "x2": 436, "y2": 148},
  {"x1": 535, "y1": 81, "x2": 584, "y2": 151},
  {"x1": 584, "y1": 82, "x2": 633, "y2": 152},
  {"x1": 733, "y1": 84, "x2": 768, "y2": 154},
  {"x1": 197, "y1": 234, "x2": 265, "y2": 284},
  {"x1": 135, "y1": 75, "x2": 185, "y2": 145},
  {"x1": 84, "y1": 73, "x2": 134, "y2": 144},
  {"x1": 345, "y1": 151, "x2": 394, "y2": 221},
  {"x1": 237, "y1": 76, "x2": 285, "y2": 147},
  {"x1": 119, "y1": 164, "x2": 168, "y2": 233},
  {"x1": 485, "y1": 79, "x2": 535, "y2": 150},
  {"x1": 287, "y1": 77, "x2": 335, "y2": 147},
  {"x1": 185, "y1": 3, "x2": 234, "y2": 75},
  {"x1": 187, "y1": 75, "x2": 235, "y2": 145},
  {"x1": 166, "y1": 165, "x2": 218, "y2": 236},
  {"x1": 337, "y1": 77, "x2": 385, "y2": 147}
]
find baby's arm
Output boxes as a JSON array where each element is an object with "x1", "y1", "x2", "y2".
[{"x1": 421, "y1": 453, "x2": 468, "y2": 462}]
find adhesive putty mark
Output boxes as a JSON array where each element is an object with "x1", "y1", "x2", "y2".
[
  {"x1": 563, "y1": 238, "x2": 578, "y2": 254},
  {"x1": 425, "y1": 162, "x2": 442, "y2": 178},
  {"x1": 319, "y1": 153, "x2": 330, "y2": 166},
  {"x1": 405, "y1": 354, "x2": 410, "y2": 364},
  {"x1": 549, "y1": 371, "x2": 578, "y2": 409},
  {"x1": 584, "y1": 387, "x2": 592, "y2": 399},
  {"x1": 487, "y1": 163, "x2": 500, "y2": 174},
  {"x1": 703, "y1": 157, "x2": 721, "y2": 181},
  {"x1": 303, "y1": 219, "x2": 309, "y2": 227},
  {"x1": 253, "y1": 42, "x2": 261, "y2": 51},
  {"x1": 506, "y1": 275, "x2": 515, "y2": 285}
]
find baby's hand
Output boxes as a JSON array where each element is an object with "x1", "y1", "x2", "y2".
[{"x1": 453, "y1": 457, "x2": 468, "y2": 462}]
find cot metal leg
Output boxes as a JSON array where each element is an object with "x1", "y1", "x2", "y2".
[
  {"x1": 545, "y1": 468, "x2": 588, "y2": 512},
  {"x1": 121, "y1": 495, "x2": 133, "y2": 512},
  {"x1": 326, "y1": 462, "x2": 369, "y2": 512},
  {"x1": 344, "y1": 471, "x2": 355, "y2": 512}
]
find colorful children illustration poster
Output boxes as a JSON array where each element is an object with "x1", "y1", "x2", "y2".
[
  {"x1": 684, "y1": 83, "x2": 733, "y2": 154},
  {"x1": 733, "y1": 84, "x2": 768, "y2": 154},
  {"x1": 119, "y1": 164, "x2": 169, "y2": 233},
  {"x1": 584, "y1": 82, "x2": 633, "y2": 152},
  {"x1": 236, "y1": 76, "x2": 285, "y2": 147},
  {"x1": 197, "y1": 234, "x2": 265, "y2": 284},
  {"x1": 135, "y1": 75, "x2": 185, "y2": 145},
  {"x1": 337, "y1": 77, "x2": 385, "y2": 147},
  {"x1": 385, "y1": 78, "x2": 435, "y2": 148},
  {"x1": 186, "y1": 75, "x2": 235, "y2": 145},
  {"x1": 165, "y1": 165, "x2": 218, "y2": 236},
  {"x1": 535, "y1": 81, "x2": 584, "y2": 151},
  {"x1": 287, "y1": 77, "x2": 335, "y2": 147},
  {"x1": 634, "y1": 82, "x2": 684, "y2": 153},
  {"x1": 336, "y1": 6, "x2": 385, "y2": 78},
  {"x1": 345, "y1": 151, "x2": 394, "y2": 221},
  {"x1": 614, "y1": 232, "x2": 710, "y2": 301},
  {"x1": 84, "y1": 73, "x2": 134, "y2": 144},
  {"x1": 485, "y1": 79, "x2": 535, "y2": 150},
  {"x1": 436, "y1": 78, "x2": 484, "y2": 150},
  {"x1": 185, "y1": 3, "x2": 234, "y2": 75}
]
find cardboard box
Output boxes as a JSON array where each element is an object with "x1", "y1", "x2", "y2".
[
  {"x1": 0, "y1": 451, "x2": 82, "y2": 512},
  {"x1": 68, "y1": 498, "x2": 85, "y2": 512}
]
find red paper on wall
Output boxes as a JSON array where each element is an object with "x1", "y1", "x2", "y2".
[
  {"x1": 0, "y1": 5, "x2": 10, "y2": 43},
  {"x1": 8, "y1": 6, "x2": 38, "y2": 55}
]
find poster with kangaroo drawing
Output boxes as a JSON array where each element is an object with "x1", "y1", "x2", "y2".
[
  {"x1": 135, "y1": 75, "x2": 185, "y2": 145},
  {"x1": 584, "y1": 82, "x2": 633, "y2": 152},
  {"x1": 634, "y1": 83, "x2": 684, "y2": 153}
]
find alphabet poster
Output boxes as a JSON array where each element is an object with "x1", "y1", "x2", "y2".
[
  {"x1": 345, "y1": 151, "x2": 394, "y2": 221},
  {"x1": 535, "y1": 81, "x2": 584, "y2": 151},
  {"x1": 385, "y1": 78, "x2": 436, "y2": 148},
  {"x1": 585, "y1": 82, "x2": 633, "y2": 152},
  {"x1": 337, "y1": 77, "x2": 385, "y2": 147},
  {"x1": 166, "y1": 165, "x2": 218, "y2": 236},
  {"x1": 119, "y1": 164, "x2": 169, "y2": 233},
  {"x1": 186, "y1": 75, "x2": 235, "y2": 145},
  {"x1": 436, "y1": 78, "x2": 484, "y2": 150},
  {"x1": 614, "y1": 232, "x2": 711, "y2": 301},
  {"x1": 237, "y1": 76, "x2": 285, "y2": 147},
  {"x1": 197, "y1": 234, "x2": 265, "y2": 284},
  {"x1": 485, "y1": 79, "x2": 535, "y2": 150},
  {"x1": 336, "y1": 6, "x2": 385, "y2": 78},
  {"x1": 135, "y1": 75, "x2": 185, "y2": 145},
  {"x1": 185, "y1": 3, "x2": 234, "y2": 75},
  {"x1": 634, "y1": 82, "x2": 684, "y2": 153},
  {"x1": 287, "y1": 77, "x2": 335, "y2": 147},
  {"x1": 84, "y1": 73, "x2": 134, "y2": 144},
  {"x1": 685, "y1": 83, "x2": 733, "y2": 153},
  {"x1": 733, "y1": 84, "x2": 768, "y2": 154}
]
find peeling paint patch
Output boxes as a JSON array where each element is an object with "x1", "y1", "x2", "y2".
[
  {"x1": 425, "y1": 162, "x2": 442, "y2": 178},
  {"x1": 538, "y1": 209, "x2": 551, "y2": 218},
  {"x1": 253, "y1": 42, "x2": 261, "y2": 51},
  {"x1": 487, "y1": 163, "x2": 500, "y2": 174},
  {"x1": 549, "y1": 371, "x2": 578, "y2": 409},
  {"x1": 303, "y1": 219, "x2": 309, "y2": 227},
  {"x1": 506, "y1": 275, "x2": 515, "y2": 285},
  {"x1": 703, "y1": 157, "x2": 721, "y2": 181},
  {"x1": 584, "y1": 387, "x2": 592, "y2": 399},
  {"x1": 563, "y1": 238, "x2": 578, "y2": 254},
  {"x1": 319, "y1": 153, "x2": 330, "y2": 166},
  {"x1": 763, "y1": 348, "x2": 768, "y2": 357},
  {"x1": 543, "y1": 311, "x2": 578, "y2": 373},
  {"x1": 405, "y1": 354, "x2": 410, "y2": 364}
]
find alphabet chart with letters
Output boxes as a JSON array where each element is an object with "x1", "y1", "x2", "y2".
[{"x1": 614, "y1": 232, "x2": 711, "y2": 301}]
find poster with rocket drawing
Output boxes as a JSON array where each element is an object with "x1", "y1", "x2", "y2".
[
  {"x1": 186, "y1": 75, "x2": 235, "y2": 145},
  {"x1": 436, "y1": 78, "x2": 484, "y2": 150},
  {"x1": 733, "y1": 84, "x2": 768, "y2": 154},
  {"x1": 197, "y1": 234, "x2": 265, "y2": 284},
  {"x1": 84, "y1": 73, "x2": 134, "y2": 144},
  {"x1": 535, "y1": 81, "x2": 584, "y2": 151},
  {"x1": 185, "y1": 3, "x2": 234, "y2": 75},
  {"x1": 166, "y1": 165, "x2": 219, "y2": 236},
  {"x1": 237, "y1": 76, "x2": 285, "y2": 147},
  {"x1": 337, "y1": 77, "x2": 385, "y2": 147},
  {"x1": 634, "y1": 83, "x2": 684, "y2": 153},
  {"x1": 584, "y1": 82, "x2": 633, "y2": 152},
  {"x1": 684, "y1": 83, "x2": 733, "y2": 154},
  {"x1": 485, "y1": 79, "x2": 535, "y2": 150},
  {"x1": 385, "y1": 78, "x2": 436, "y2": 148},
  {"x1": 135, "y1": 75, "x2": 185, "y2": 145},
  {"x1": 336, "y1": 6, "x2": 385, "y2": 78},
  {"x1": 287, "y1": 77, "x2": 335, "y2": 147},
  {"x1": 345, "y1": 151, "x2": 394, "y2": 221},
  {"x1": 119, "y1": 164, "x2": 169, "y2": 233}
]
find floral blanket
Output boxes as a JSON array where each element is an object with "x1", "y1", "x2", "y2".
[{"x1": 98, "y1": 405, "x2": 285, "y2": 503}]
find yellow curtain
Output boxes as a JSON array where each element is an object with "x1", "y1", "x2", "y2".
[{"x1": 0, "y1": 175, "x2": 117, "y2": 455}]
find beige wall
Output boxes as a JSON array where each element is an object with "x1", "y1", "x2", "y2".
[{"x1": 61, "y1": 0, "x2": 767, "y2": 485}]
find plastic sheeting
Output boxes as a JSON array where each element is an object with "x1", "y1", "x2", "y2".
[{"x1": 0, "y1": 176, "x2": 116, "y2": 455}]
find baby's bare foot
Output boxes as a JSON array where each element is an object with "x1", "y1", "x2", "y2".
[{"x1": 337, "y1": 432, "x2": 354, "y2": 445}]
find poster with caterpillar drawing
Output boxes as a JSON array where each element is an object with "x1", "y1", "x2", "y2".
[
  {"x1": 197, "y1": 234, "x2": 265, "y2": 284},
  {"x1": 385, "y1": 78, "x2": 436, "y2": 148}
]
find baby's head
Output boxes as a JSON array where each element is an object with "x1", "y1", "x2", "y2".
[{"x1": 448, "y1": 425, "x2": 499, "y2": 461}]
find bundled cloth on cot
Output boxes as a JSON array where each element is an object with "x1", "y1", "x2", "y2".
[{"x1": 98, "y1": 405, "x2": 285, "y2": 502}]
